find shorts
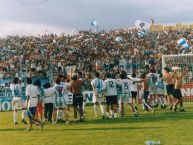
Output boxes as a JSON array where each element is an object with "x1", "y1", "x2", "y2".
[
  {"x1": 131, "y1": 91, "x2": 137, "y2": 99},
  {"x1": 106, "y1": 95, "x2": 118, "y2": 105},
  {"x1": 166, "y1": 84, "x2": 174, "y2": 96},
  {"x1": 118, "y1": 93, "x2": 132, "y2": 104},
  {"x1": 173, "y1": 89, "x2": 182, "y2": 99},
  {"x1": 26, "y1": 107, "x2": 37, "y2": 118},
  {"x1": 156, "y1": 88, "x2": 165, "y2": 95},
  {"x1": 12, "y1": 97, "x2": 22, "y2": 110},
  {"x1": 93, "y1": 93, "x2": 105, "y2": 103},
  {"x1": 73, "y1": 94, "x2": 83, "y2": 108},
  {"x1": 149, "y1": 87, "x2": 157, "y2": 95},
  {"x1": 54, "y1": 96, "x2": 67, "y2": 109}
]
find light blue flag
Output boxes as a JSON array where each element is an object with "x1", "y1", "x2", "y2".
[
  {"x1": 138, "y1": 31, "x2": 145, "y2": 37},
  {"x1": 177, "y1": 38, "x2": 186, "y2": 46},
  {"x1": 91, "y1": 20, "x2": 98, "y2": 27},
  {"x1": 182, "y1": 43, "x2": 190, "y2": 49}
]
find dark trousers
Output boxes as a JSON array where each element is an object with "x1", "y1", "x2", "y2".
[
  {"x1": 44, "y1": 103, "x2": 53, "y2": 121},
  {"x1": 143, "y1": 91, "x2": 152, "y2": 110}
]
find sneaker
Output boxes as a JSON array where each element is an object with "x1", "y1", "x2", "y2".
[
  {"x1": 25, "y1": 128, "x2": 32, "y2": 132},
  {"x1": 74, "y1": 119, "x2": 78, "y2": 122},
  {"x1": 43, "y1": 119, "x2": 47, "y2": 123},
  {"x1": 40, "y1": 122, "x2": 44, "y2": 130},
  {"x1": 79, "y1": 117, "x2": 84, "y2": 122},
  {"x1": 57, "y1": 119, "x2": 65, "y2": 123},
  {"x1": 163, "y1": 105, "x2": 167, "y2": 109},
  {"x1": 151, "y1": 108, "x2": 155, "y2": 114},
  {"x1": 65, "y1": 120, "x2": 70, "y2": 125},
  {"x1": 133, "y1": 113, "x2": 138, "y2": 117},
  {"x1": 52, "y1": 121, "x2": 56, "y2": 125},
  {"x1": 14, "y1": 122, "x2": 18, "y2": 125},
  {"x1": 173, "y1": 106, "x2": 177, "y2": 112},
  {"x1": 180, "y1": 108, "x2": 185, "y2": 112},
  {"x1": 169, "y1": 106, "x2": 173, "y2": 110},
  {"x1": 114, "y1": 114, "x2": 118, "y2": 118},
  {"x1": 21, "y1": 119, "x2": 27, "y2": 124},
  {"x1": 102, "y1": 115, "x2": 106, "y2": 119}
]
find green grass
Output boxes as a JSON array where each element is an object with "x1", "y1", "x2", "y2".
[{"x1": 0, "y1": 104, "x2": 193, "y2": 145}]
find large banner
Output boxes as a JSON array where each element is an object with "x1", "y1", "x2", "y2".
[
  {"x1": 162, "y1": 54, "x2": 193, "y2": 102},
  {"x1": 0, "y1": 89, "x2": 94, "y2": 111}
]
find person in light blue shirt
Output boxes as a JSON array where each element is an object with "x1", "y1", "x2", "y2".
[{"x1": 91, "y1": 71, "x2": 105, "y2": 119}]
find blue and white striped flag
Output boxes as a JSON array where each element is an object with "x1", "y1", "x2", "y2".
[
  {"x1": 177, "y1": 38, "x2": 186, "y2": 46},
  {"x1": 182, "y1": 43, "x2": 190, "y2": 49},
  {"x1": 177, "y1": 38, "x2": 190, "y2": 53}
]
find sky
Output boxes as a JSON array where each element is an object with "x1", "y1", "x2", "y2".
[{"x1": 0, "y1": 0, "x2": 193, "y2": 36}]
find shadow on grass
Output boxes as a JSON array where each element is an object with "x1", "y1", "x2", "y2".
[
  {"x1": 0, "y1": 128, "x2": 26, "y2": 132},
  {"x1": 45, "y1": 126, "x2": 166, "y2": 131},
  {"x1": 82, "y1": 110, "x2": 193, "y2": 125}
]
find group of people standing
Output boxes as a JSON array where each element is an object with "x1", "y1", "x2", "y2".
[{"x1": 9, "y1": 66, "x2": 186, "y2": 131}]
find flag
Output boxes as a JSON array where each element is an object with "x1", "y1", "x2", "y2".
[
  {"x1": 91, "y1": 19, "x2": 98, "y2": 27},
  {"x1": 138, "y1": 30, "x2": 146, "y2": 37},
  {"x1": 177, "y1": 38, "x2": 190, "y2": 53},
  {"x1": 115, "y1": 37, "x2": 122, "y2": 42},
  {"x1": 182, "y1": 43, "x2": 190, "y2": 49},
  {"x1": 177, "y1": 38, "x2": 186, "y2": 46}
]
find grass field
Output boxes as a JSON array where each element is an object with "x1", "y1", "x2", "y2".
[{"x1": 0, "y1": 104, "x2": 193, "y2": 145}]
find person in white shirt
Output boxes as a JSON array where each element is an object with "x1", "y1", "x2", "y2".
[
  {"x1": 148, "y1": 70, "x2": 159, "y2": 107},
  {"x1": 53, "y1": 78, "x2": 69, "y2": 124},
  {"x1": 103, "y1": 73, "x2": 121, "y2": 118},
  {"x1": 43, "y1": 82, "x2": 55, "y2": 123},
  {"x1": 129, "y1": 73, "x2": 141, "y2": 110},
  {"x1": 25, "y1": 78, "x2": 43, "y2": 131},
  {"x1": 10, "y1": 77, "x2": 27, "y2": 124},
  {"x1": 91, "y1": 72, "x2": 105, "y2": 119},
  {"x1": 56, "y1": 75, "x2": 67, "y2": 122},
  {"x1": 118, "y1": 72, "x2": 138, "y2": 117}
]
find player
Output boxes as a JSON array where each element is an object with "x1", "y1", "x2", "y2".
[
  {"x1": 91, "y1": 71, "x2": 105, "y2": 119},
  {"x1": 69, "y1": 74, "x2": 84, "y2": 122},
  {"x1": 43, "y1": 82, "x2": 55, "y2": 123},
  {"x1": 34, "y1": 79, "x2": 44, "y2": 122},
  {"x1": 118, "y1": 71, "x2": 138, "y2": 117},
  {"x1": 53, "y1": 78, "x2": 69, "y2": 124},
  {"x1": 148, "y1": 69, "x2": 159, "y2": 107},
  {"x1": 25, "y1": 78, "x2": 43, "y2": 131},
  {"x1": 103, "y1": 73, "x2": 122, "y2": 118},
  {"x1": 129, "y1": 72, "x2": 141, "y2": 110},
  {"x1": 156, "y1": 74, "x2": 167, "y2": 109},
  {"x1": 56, "y1": 75, "x2": 67, "y2": 122},
  {"x1": 10, "y1": 77, "x2": 27, "y2": 124},
  {"x1": 163, "y1": 67, "x2": 175, "y2": 110},
  {"x1": 140, "y1": 73, "x2": 154, "y2": 113},
  {"x1": 171, "y1": 67, "x2": 186, "y2": 112}
]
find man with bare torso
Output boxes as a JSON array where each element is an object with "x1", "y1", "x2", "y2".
[
  {"x1": 171, "y1": 67, "x2": 186, "y2": 112},
  {"x1": 70, "y1": 74, "x2": 84, "y2": 121},
  {"x1": 163, "y1": 67, "x2": 175, "y2": 110}
]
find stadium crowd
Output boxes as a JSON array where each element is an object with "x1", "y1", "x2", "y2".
[
  {"x1": 0, "y1": 27, "x2": 193, "y2": 81},
  {"x1": 0, "y1": 27, "x2": 193, "y2": 131}
]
